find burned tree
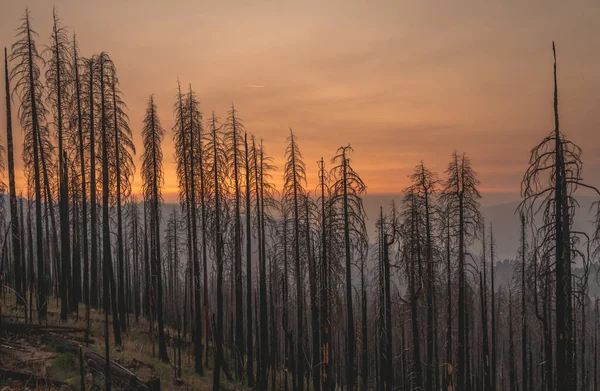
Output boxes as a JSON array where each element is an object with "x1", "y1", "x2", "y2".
[
  {"x1": 141, "y1": 94, "x2": 169, "y2": 363},
  {"x1": 44, "y1": 6, "x2": 71, "y2": 321},
  {"x1": 11, "y1": 9, "x2": 49, "y2": 321},
  {"x1": 282, "y1": 129, "x2": 307, "y2": 390},
  {"x1": 519, "y1": 43, "x2": 600, "y2": 391},
  {"x1": 330, "y1": 144, "x2": 367, "y2": 391},
  {"x1": 4, "y1": 46, "x2": 25, "y2": 313},
  {"x1": 440, "y1": 151, "x2": 482, "y2": 390}
]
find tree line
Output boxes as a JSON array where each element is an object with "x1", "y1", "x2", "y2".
[{"x1": 2, "y1": 8, "x2": 600, "y2": 391}]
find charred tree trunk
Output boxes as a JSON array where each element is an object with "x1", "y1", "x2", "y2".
[
  {"x1": 211, "y1": 113, "x2": 224, "y2": 390},
  {"x1": 4, "y1": 47, "x2": 24, "y2": 313},
  {"x1": 99, "y1": 54, "x2": 121, "y2": 347},
  {"x1": 490, "y1": 225, "x2": 497, "y2": 391},
  {"x1": 305, "y1": 197, "x2": 320, "y2": 391},
  {"x1": 185, "y1": 85, "x2": 203, "y2": 374},
  {"x1": 341, "y1": 152, "x2": 355, "y2": 391},
  {"x1": 147, "y1": 96, "x2": 168, "y2": 362},
  {"x1": 100, "y1": 57, "x2": 112, "y2": 391},
  {"x1": 552, "y1": 42, "x2": 575, "y2": 391},
  {"x1": 319, "y1": 158, "x2": 331, "y2": 391},
  {"x1": 71, "y1": 36, "x2": 84, "y2": 319},
  {"x1": 421, "y1": 166, "x2": 435, "y2": 391},
  {"x1": 509, "y1": 290, "x2": 517, "y2": 391},
  {"x1": 360, "y1": 257, "x2": 368, "y2": 390},
  {"x1": 445, "y1": 209, "x2": 454, "y2": 390},
  {"x1": 112, "y1": 76, "x2": 127, "y2": 333},
  {"x1": 59, "y1": 149, "x2": 70, "y2": 321},
  {"x1": 89, "y1": 58, "x2": 99, "y2": 310},
  {"x1": 480, "y1": 227, "x2": 490, "y2": 391},
  {"x1": 409, "y1": 197, "x2": 423, "y2": 390},
  {"x1": 228, "y1": 106, "x2": 244, "y2": 375},
  {"x1": 21, "y1": 12, "x2": 47, "y2": 322},
  {"x1": 258, "y1": 142, "x2": 270, "y2": 389},
  {"x1": 520, "y1": 213, "x2": 528, "y2": 391},
  {"x1": 244, "y1": 132, "x2": 255, "y2": 387}
]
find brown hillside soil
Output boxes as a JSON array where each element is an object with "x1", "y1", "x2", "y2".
[{"x1": 0, "y1": 296, "x2": 230, "y2": 390}]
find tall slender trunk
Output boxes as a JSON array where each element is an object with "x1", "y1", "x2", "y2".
[
  {"x1": 481, "y1": 227, "x2": 490, "y2": 391},
  {"x1": 27, "y1": 198, "x2": 34, "y2": 322},
  {"x1": 99, "y1": 56, "x2": 121, "y2": 347},
  {"x1": 182, "y1": 133, "x2": 194, "y2": 348},
  {"x1": 89, "y1": 58, "x2": 99, "y2": 310},
  {"x1": 59, "y1": 149, "x2": 70, "y2": 321},
  {"x1": 269, "y1": 258, "x2": 278, "y2": 391},
  {"x1": 479, "y1": 270, "x2": 490, "y2": 390},
  {"x1": 212, "y1": 113, "x2": 224, "y2": 390},
  {"x1": 543, "y1": 251, "x2": 553, "y2": 391},
  {"x1": 581, "y1": 292, "x2": 586, "y2": 391},
  {"x1": 509, "y1": 290, "x2": 517, "y2": 391},
  {"x1": 19, "y1": 196, "x2": 28, "y2": 323},
  {"x1": 23, "y1": 15, "x2": 47, "y2": 322},
  {"x1": 573, "y1": 286, "x2": 579, "y2": 389},
  {"x1": 342, "y1": 153, "x2": 355, "y2": 391},
  {"x1": 378, "y1": 209, "x2": 385, "y2": 390},
  {"x1": 384, "y1": 211, "x2": 394, "y2": 390},
  {"x1": 465, "y1": 281, "x2": 472, "y2": 391},
  {"x1": 143, "y1": 207, "x2": 150, "y2": 317},
  {"x1": 490, "y1": 225, "x2": 497, "y2": 391},
  {"x1": 553, "y1": 42, "x2": 575, "y2": 391},
  {"x1": 38, "y1": 129, "x2": 60, "y2": 305},
  {"x1": 457, "y1": 176, "x2": 466, "y2": 390},
  {"x1": 253, "y1": 137, "x2": 268, "y2": 389},
  {"x1": 99, "y1": 54, "x2": 112, "y2": 391},
  {"x1": 290, "y1": 135, "x2": 304, "y2": 391},
  {"x1": 319, "y1": 158, "x2": 331, "y2": 391},
  {"x1": 305, "y1": 197, "x2": 320, "y2": 391},
  {"x1": 173, "y1": 212, "x2": 182, "y2": 377},
  {"x1": 185, "y1": 86, "x2": 203, "y2": 374},
  {"x1": 423, "y1": 173, "x2": 435, "y2": 391},
  {"x1": 409, "y1": 198, "x2": 423, "y2": 390},
  {"x1": 360, "y1": 258, "x2": 368, "y2": 390},
  {"x1": 521, "y1": 213, "x2": 528, "y2": 391},
  {"x1": 230, "y1": 107, "x2": 244, "y2": 374},
  {"x1": 445, "y1": 208, "x2": 454, "y2": 390},
  {"x1": 4, "y1": 47, "x2": 23, "y2": 310},
  {"x1": 283, "y1": 213, "x2": 291, "y2": 391},
  {"x1": 132, "y1": 204, "x2": 141, "y2": 322},
  {"x1": 112, "y1": 77, "x2": 126, "y2": 332},
  {"x1": 149, "y1": 98, "x2": 169, "y2": 362},
  {"x1": 245, "y1": 133, "x2": 255, "y2": 386},
  {"x1": 594, "y1": 299, "x2": 598, "y2": 391},
  {"x1": 52, "y1": 14, "x2": 70, "y2": 322},
  {"x1": 72, "y1": 186, "x2": 80, "y2": 314},
  {"x1": 259, "y1": 142, "x2": 269, "y2": 389},
  {"x1": 199, "y1": 112, "x2": 209, "y2": 366}
]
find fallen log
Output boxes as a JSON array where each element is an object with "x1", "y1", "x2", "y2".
[
  {"x1": 0, "y1": 368, "x2": 70, "y2": 389},
  {"x1": 1, "y1": 322, "x2": 86, "y2": 334},
  {"x1": 49, "y1": 331, "x2": 95, "y2": 345},
  {"x1": 41, "y1": 334, "x2": 151, "y2": 390}
]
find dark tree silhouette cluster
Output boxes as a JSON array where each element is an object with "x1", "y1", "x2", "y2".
[{"x1": 2, "y1": 9, "x2": 600, "y2": 391}]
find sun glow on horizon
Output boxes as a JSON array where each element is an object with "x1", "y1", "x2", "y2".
[{"x1": 1, "y1": 0, "x2": 599, "y2": 206}]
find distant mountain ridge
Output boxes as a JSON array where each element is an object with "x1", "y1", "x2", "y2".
[
  {"x1": 1, "y1": 193, "x2": 596, "y2": 262},
  {"x1": 360, "y1": 193, "x2": 598, "y2": 261}
]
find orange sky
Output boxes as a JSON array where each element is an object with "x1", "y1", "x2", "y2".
[{"x1": 1, "y1": 0, "x2": 599, "y2": 204}]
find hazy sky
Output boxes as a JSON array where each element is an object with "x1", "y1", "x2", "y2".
[{"x1": 1, "y1": 0, "x2": 599, "y2": 204}]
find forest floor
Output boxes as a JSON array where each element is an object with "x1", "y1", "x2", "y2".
[{"x1": 0, "y1": 296, "x2": 238, "y2": 390}]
